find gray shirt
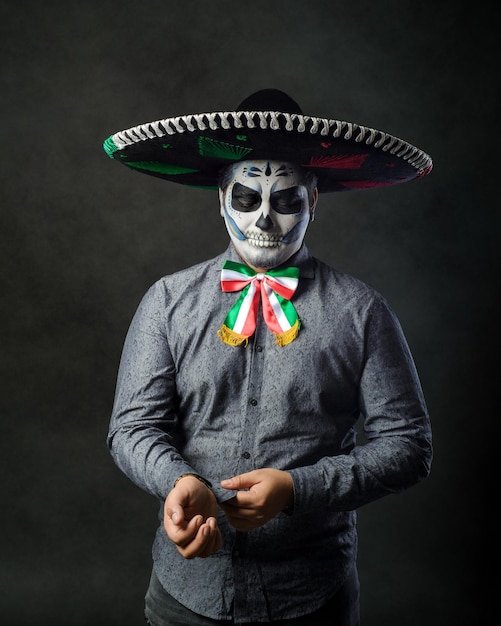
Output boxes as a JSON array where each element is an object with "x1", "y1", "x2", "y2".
[{"x1": 108, "y1": 243, "x2": 432, "y2": 622}]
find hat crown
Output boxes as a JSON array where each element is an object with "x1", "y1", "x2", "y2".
[{"x1": 237, "y1": 89, "x2": 303, "y2": 114}]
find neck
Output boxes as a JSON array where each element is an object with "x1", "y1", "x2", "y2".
[
  {"x1": 233, "y1": 246, "x2": 301, "y2": 273},
  {"x1": 233, "y1": 251, "x2": 273, "y2": 273}
]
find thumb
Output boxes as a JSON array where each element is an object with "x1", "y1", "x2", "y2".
[
  {"x1": 166, "y1": 503, "x2": 185, "y2": 525},
  {"x1": 220, "y1": 471, "x2": 257, "y2": 491}
]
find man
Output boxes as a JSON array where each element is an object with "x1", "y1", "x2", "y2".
[{"x1": 104, "y1": 89, "x2": 433, "y2": 625}]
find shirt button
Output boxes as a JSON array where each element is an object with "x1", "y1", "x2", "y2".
[
  {"x1": 250, "y1": 398, "x2": 258, "y2": 406},
  {"x1": 256, "y1": 345, "x2": 263, "y2": 352},
  {"x1": 242, "y1": 451, "x2": 251, "y2": 459}
]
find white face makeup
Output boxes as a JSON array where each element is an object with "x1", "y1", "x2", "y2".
[{"x1": 219, "y1": 160, "x2": 317, "y2": 271}]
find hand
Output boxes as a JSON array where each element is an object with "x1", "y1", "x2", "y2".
[
  {"x1": 220, "y1": 468, "x2": 294, "y2": 532},
  {"x1": 164, "y1": 475, "x2": 222, "y2": 559}
]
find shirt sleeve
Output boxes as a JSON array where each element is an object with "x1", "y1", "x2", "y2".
[
  {"x1": 107, "y1": 282, "x2": 203, "y2": 500},
  {"x1": 288, "y1": 295, "x2": 433, "y2": 514}
]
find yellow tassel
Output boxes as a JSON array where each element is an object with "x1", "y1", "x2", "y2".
[
  {"x1": 217, "y1": 325, "x2": 249, "y2": 347},
  {"x1": 274, "y1": 319, "x2": 300, "y2": 347}
]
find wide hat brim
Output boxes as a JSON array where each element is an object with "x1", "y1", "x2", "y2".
[{"x1": 103, "y1": 89, "x2": 432, "y2": 193}]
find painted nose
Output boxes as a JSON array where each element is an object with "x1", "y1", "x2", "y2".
[{"x1": 255, "y1": 212, "x2": 274, "y2": 231}]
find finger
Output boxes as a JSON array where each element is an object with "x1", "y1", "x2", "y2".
[
  {"x1": 178, "y1": 521, "x2": 219, "y2": 559},
  {"x1": 165, "y1": 514, "x2": 203, "y2": 547},
  {"x1": 197, "y1": 520, "x2": 222, "y2": 558},
  {"x1": 221, "y1": 503, "x2": 266, "y2": 525},
  {"x1": 221, "y1": 491, "x2": 256, "y2": 509},
  {"x1": 223, "y1": 515, "x2": 260, "y2": 532}
]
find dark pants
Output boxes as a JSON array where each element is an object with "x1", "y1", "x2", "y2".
[{"x1": 144, "y1": 566, "x2": 360, "y2": 626}]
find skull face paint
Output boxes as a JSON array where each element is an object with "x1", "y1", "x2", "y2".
[{"x1": 219, "y1": 160, "x2": 317, "y2": 270}]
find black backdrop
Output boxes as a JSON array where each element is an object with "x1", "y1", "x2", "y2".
[{"x1": 1, "y1": 1, "x2": 497, "y2": 624}]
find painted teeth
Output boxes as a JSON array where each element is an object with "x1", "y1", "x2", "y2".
[{"x1": 246, "y1": 232, "x2": 282, "y2": 248}]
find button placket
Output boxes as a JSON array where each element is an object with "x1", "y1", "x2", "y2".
[{"x1": 239, "y1": 314, "x2": 267, "y2": 469}]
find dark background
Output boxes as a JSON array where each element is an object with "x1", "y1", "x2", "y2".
[{"x1": 1, "y1": 1, "x2": 497, "y2": 624}]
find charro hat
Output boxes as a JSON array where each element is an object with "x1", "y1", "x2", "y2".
[{"x1": 103, "y1": 88, "x2": 432, "y2": 193}]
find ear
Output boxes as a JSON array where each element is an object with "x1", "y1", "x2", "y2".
[
  {"x1": 218, "y1": 188, "x2": 225, "y2": 218},
  {"x1": 309, "y1": 188, "x2": 318, "y2": 221}
]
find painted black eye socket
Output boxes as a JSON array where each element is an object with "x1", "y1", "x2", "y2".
[
  {"x1": 231, "y1": 183, "x2": 261, "y2": 212},
  {"x1": 271, "y1": 187, "x2": 308, "y2": 215}
]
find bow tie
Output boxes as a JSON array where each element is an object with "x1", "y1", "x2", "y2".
[{"x1": 218, "y1": 260, "x2": 300, "y2": 347}]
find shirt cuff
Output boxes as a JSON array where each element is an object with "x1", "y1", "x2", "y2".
[{"x1": 288, "y1": 465, "x2": 326, "y2": 514}]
